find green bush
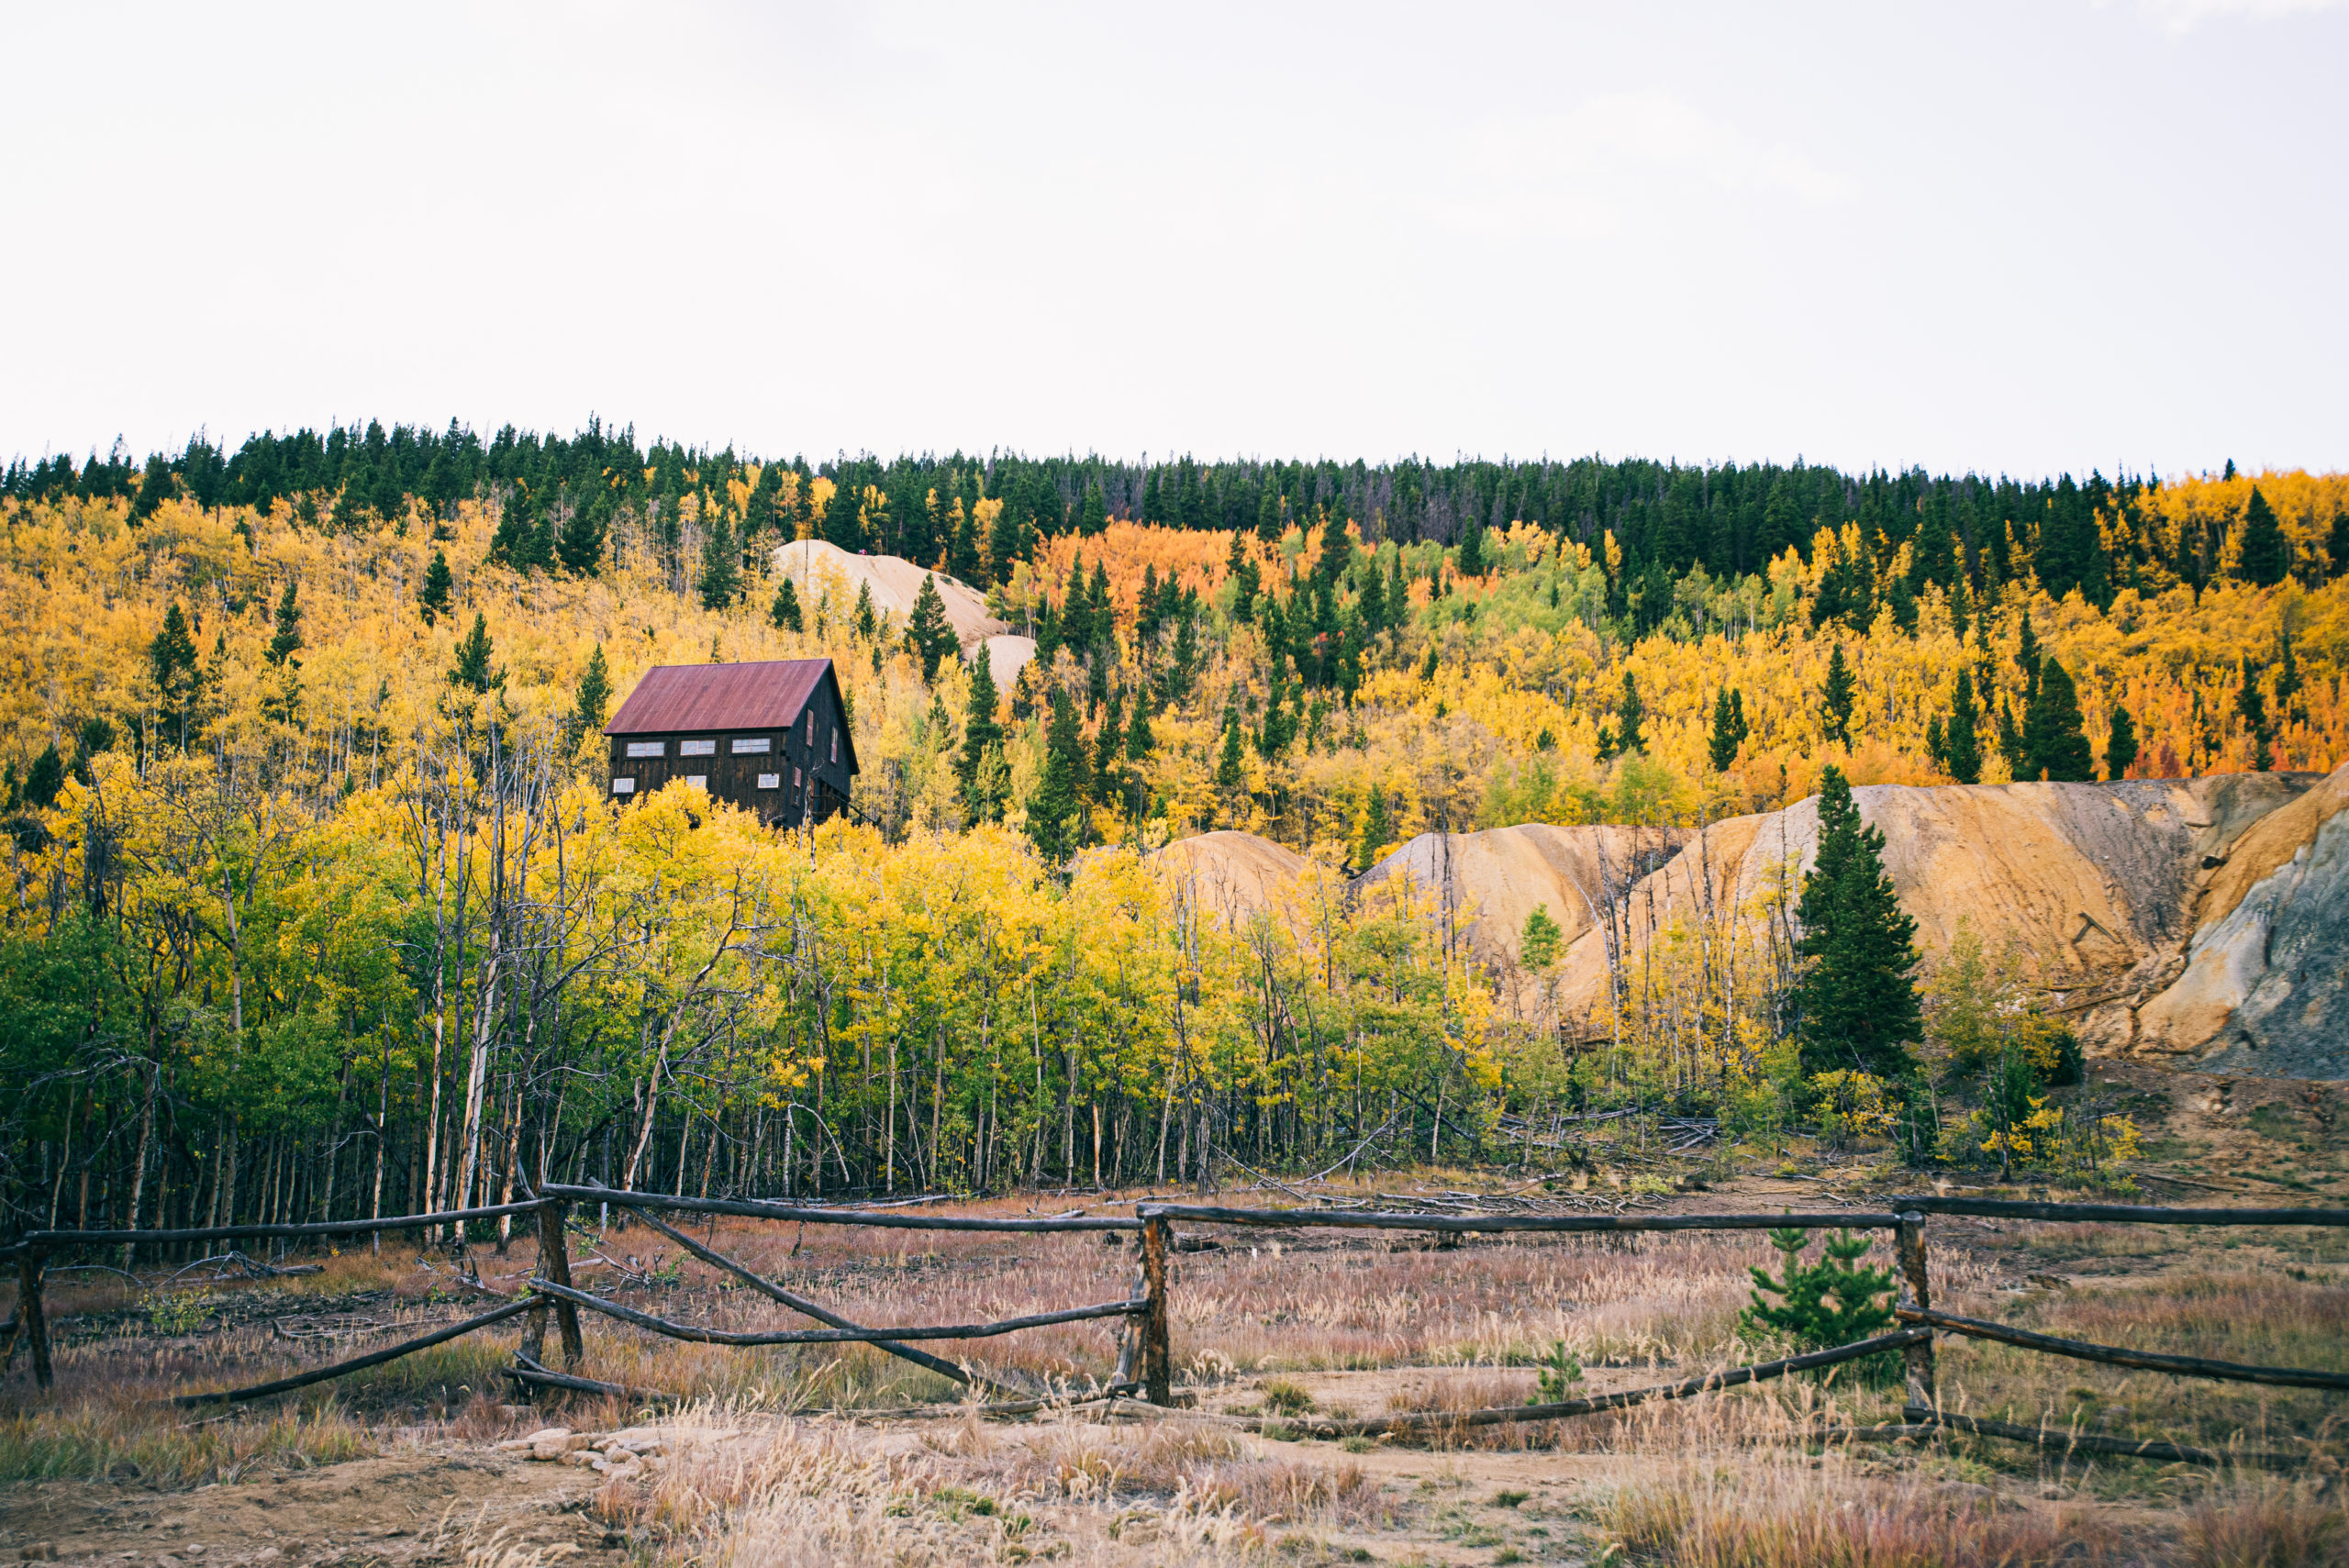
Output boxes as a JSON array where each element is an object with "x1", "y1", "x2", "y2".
[
  {"x1": 1740, "y1": 1227, "x2": 1898, "y2": 1384},
  {"x1": 1526, "y1": 1341, "x2": 1584, "y2": 1404}
]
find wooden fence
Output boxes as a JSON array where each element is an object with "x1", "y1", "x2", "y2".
[{"x1": 5, "y1": 1185, "x2": 2345, "y2": 1467}]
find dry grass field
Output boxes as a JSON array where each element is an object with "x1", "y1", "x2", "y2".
[{"x1": 4, "y1": 1153, "x2": 2347, "y2": 1563}]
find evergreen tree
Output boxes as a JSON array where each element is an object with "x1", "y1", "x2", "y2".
[
  {"x1": 1256, "y1": 479, "x2": 1283, "y2": 542},
  {"x1": 853, "y1": 580, "x2": 876, "y2": 640},
  {"x1": 770, "y1": 577, "x2": 803, "y2": 633},
  {"x1": 1795, "y1": 765, "x2": 1920, "y2": 1082},
  {"x1": 1079, "y1": 482, "x2": 1108, "y2": 538},
  {"x1": 571, "y1": 644, "x2": 612, "y2": 751},
  {"x1": 2236, "y1": 658, "x2": 2273, "y2": 771},
  {"x1": 1942, "y1": 670, "x2": 1983, "y2": 784},
  {"x1": 1355, "y1": 785, "x2": 1392, "y2": 868},
  {"x1": 418, "y1": 549, "x2": 454, "y2": 627},
  {"x1": 822, "y1": 476, "x2": 863, "y2": 551},
  {"x1": 1357, "y1": 557, "x2": 1388, "y2": 634},
  {"x1": 1026, "y1": 687, "x2": 1088, "y2": 860},
  {"x1": 2020, "y1": 656, "x2": 2094, "y2": 781},
  {"x1": 2105, "y1": 703, "x2": 2138, "y2": 781},
  {"x1": 698, "y1": 510, "x2": 740, "y2": 610},
  {"x1": 1614, "y1": 672, "x2": 1645, "y2": 755},
  {"x1": 1215, "y1": 702, "x2": 1246, "y2": 799},
  {"x1": 2328, "y1": 506, "x2": 2349, "y2": 582},
  {"x1": 904, "y1": 573, "x2": 955, "y2": 681},
  {"x1": 1456, "y1": 521, "x2": 1486, "y2": 578},
  {"x1": 1708, "y1": 684, "x2": 1749, "y2": 772},
  {"x1": 1822, "y1": 643, "x2": 1855, "y2": 748},
  {"x1": 1995, "y1": 698, "x2": 2022, "y2": 768},
  {"x1": 947, "y1": 499, "x2": 981, "y2": 583},
  {"x1": 985, "y1": 497, "x2": 1025, "y2": 585},
  {"x1": 150, "y1": 600, "x2": 203, "y2": 745},
  {"x1": 2238, "y1": 485, "x2": 2288, "y2": 586},
  {"x1": 2015, "y1": 611, "x2": 2042, "y2": 706},
  {"x1": 1092, "y1": 693, "x2": 1124, "y2": 804},
  {"x1": 957, "y1": 648, "x2": 1003, "y2": 806},
  {"x1": 128, "y1": 453, "x2": 178, "y2": 524},
  {"x1": 556, "y1": 490, "x2": 607, "y2": 575},
  {"x1": 23, "y1": 742, "x2": 64, "y2": 810},
  {"x1": 264, "y1": 580, "x2": 303, "y2": 667},
  {"x1": 1124, "y1": 694, "x2": 1154, "y2": 760},
  {"x1": 450, "y1": 613, "x2": 500, "y2": 693}
]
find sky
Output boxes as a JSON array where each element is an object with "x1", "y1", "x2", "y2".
[{"x1": 4, "y1": 0, "x2": 2345, "y2": 479}]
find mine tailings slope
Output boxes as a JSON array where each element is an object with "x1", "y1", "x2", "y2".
[
  {"x1": 1536, "y1": 766, "x2": 2348, "y2": 1079},
  {"x1": 1352, "y1": 824, "x2": 1693, "y2": 967},
  {"x1": 1149, "y1": 831, "x2": 1316, "y2": 929}
]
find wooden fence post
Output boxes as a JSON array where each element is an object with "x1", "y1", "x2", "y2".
[
  {"x1": 1895, "y1": 1212, "x2": 1934, "y2": 1412},
  {"x1": 1141, "y1": 1215, "x2": 1173, "y2": 1407},
  {"x1": 536, "y1": 1200, "x2": 585, "y2": 1371},
  {"x1": 17, "y1": 1247, "x2": 52, "y2": 1391}
]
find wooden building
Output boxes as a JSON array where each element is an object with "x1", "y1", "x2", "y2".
[{"x1": 602, "y1": 658, "x2": 858, "y2": 826}]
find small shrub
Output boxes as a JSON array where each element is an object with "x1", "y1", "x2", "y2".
[
  {"x1": 1260, "y1": 1377, "x2": 1317, "y2": 1416},
  {"x1": 1741, "y1": 1227, "x2": 1898, "y2": 1383},
  {"x1": 1527, "y1": 1342, "x2": 1584, "y2": 1404}
]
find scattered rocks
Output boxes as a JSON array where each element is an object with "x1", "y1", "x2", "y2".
[{"x1": 499, "y1": 1423, "x2": 671, "y2": 1475}]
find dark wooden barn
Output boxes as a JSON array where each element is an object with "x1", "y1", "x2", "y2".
[{"x1": 602, "y1": 658, "x2": 859, "y2": 826}]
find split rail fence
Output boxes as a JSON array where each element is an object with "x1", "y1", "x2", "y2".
[{"x1": 5, "y1": 1184, "x2": 2345, "y2": 1469}]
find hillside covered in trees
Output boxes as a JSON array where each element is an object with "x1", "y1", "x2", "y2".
[{"x1": 3, "y1": 421, "x2": 2344, "y2": 1240}]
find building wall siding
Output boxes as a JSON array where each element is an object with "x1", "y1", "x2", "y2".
[{"x1": 607, "y1": 678, "x2": 852, "y2": 826}]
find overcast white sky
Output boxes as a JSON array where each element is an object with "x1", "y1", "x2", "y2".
[{"x1": 4, "y1": 1, "x2": 2343, "y2": 478}]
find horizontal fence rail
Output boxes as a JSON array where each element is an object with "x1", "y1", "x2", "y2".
[
  {"x1": 173, "y1": 1297, "x2": 537, "y2": 1407},
  {"x1": 538, "y1": 1184, "x2": 1136, "y2": 1233},
  {"x1": 1887, "y1": 1195, "x2": 2349, "y2": 1227},
  {"x1": 1140, "y1": 1203, "x2": 1905, "y2": 1234},
  {"x1": 1898, "y1": 1307, "x2": 2349, "y2": 1391}
]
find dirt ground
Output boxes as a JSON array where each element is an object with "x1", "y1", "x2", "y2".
[{"x1": 0, "y1": 1441, "x2": 623, "y2": 1566}]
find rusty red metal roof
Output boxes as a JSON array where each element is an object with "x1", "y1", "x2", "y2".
[{"x1": 604, "y1": 659, "x2": 832, "y2": 736}]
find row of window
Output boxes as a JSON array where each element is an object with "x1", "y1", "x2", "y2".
[
  {"x1": 626, "y1": 736, "x2": 770, "y2": 759},
  {"x1": 620, "y1": 727, "x2": 839, "y2": 762},
  {"x1": 611, "y1": 768, "x2": 803, "y2": 796}
]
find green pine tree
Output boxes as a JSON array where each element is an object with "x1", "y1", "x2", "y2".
[
  {"x1": 1708, "y1": 684, "x2": 1748, "y2": 772},
  {"x1": 450, "y1": 613, "x2": 500, "y2": 693},
  {"x1": 1942, "y1": 670, "x2": 1983, "y2": 784},
  {"x1": 957, "y1": 647, "x2": 1004, "y2": 812},
  {"x1": 1822, "y1": 643, "x2": 1855, "y2": 748},
  {"x1": 557, "y1": 491, "x2": 607, "y2": 575},
  {"x1": 2238, "y1": 485, "x2": 2288, "y2": 586},
  {"x1": 418, "y1": 549, "x2": 454, "y2": 626},
  {"x1": 1092, "y1": 693, "x2": 1124, "y2": 804},
  {"x1": 853, "y1": 580, "x2": 876, "y2": 640},
  {"x1": 570, "y1": 644, "x2": 612, "y2": 752},
  {"x1": 1079, "y1": 482, "x2": 1108, "y2": 538},
  {"x1": 1455, "y1": 521, "x2": 1486, "y2": 578},
  {"x1": 1795, "y1": 765, "x2": 1921, "y2": 1083},
  {"x1": 1124, "y1": 695, "x2": 1154, "y2": 760},
  {"x1": 2020, "y1": 656, "x2": 2094, "y2": 781},
  {"x1": 698, "y1": 511, "x2": 740, "y2": 610},
  {"x1": 23, "y1": 742, "x2": 64, "y2": 810},
  {"x1": 904, "y1": 573, "x2": 955, "y2": 681},
  {"x1": 823, "y1": 475, "x2": 864, "y2": 551},
  {"x1": 264, "y1": 580, "x2": 303, "y2": 667},
  {"x1": 2105, "y1": 703, "x2": 2139, "y2": 781},
  {"x1": 1520, "y1": 904, "x2": 1564, "y2": 973},
  {"x1": 1256, "y1": 480, "x2": 1283, "y2": 542},
  {"x1": 770, "y1": 577, "x2": 803, "y2": 633},
  {"x1": 1614, "y1": 672, "x2": 1645, "y2": 756},
  {"x1": 1027, "y1": 687, "x2": 1088, "y2": 860},
  {"x1": 985, "y1": 498, "x2": 1025, "y2": 586},
  {"x1": 1215, "y1": 703, "x2": 1246, "y2": 800},
  {"x1": 2236, "y1": 658, "x2": 2274, "y2": 771}
]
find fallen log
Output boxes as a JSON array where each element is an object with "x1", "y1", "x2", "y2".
[
  {"x1": 1904, "y1": 1407, "x2": 2310, "y2": 1470},
  {"x1": 171, "y1": 1296, "x2": 535, "y2": 1407},
  {"x1": 528, "y1": 1278, "x2": 1141, "y2": 1347}
]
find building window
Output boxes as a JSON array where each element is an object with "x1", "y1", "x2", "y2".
[
  {"x1": 679, "y1": 739, "x2": 717, "y2": 757},
  {"x1": 732, "y1": 737, "x2": 771, "y2": 754},
  {"x1": 626, "y1": 741, "x2": 664, "y2": 759},
  {"x1": 830, "y1": 728, "x2": 838, "y2": 763},
  {"x1": 757, "y1": 773, "x2": 780, "y2": 790},
  {"x1": 794, "y1": 767, "x2": 802, "y2": 786},
  {"x1": 805, "y1": 711, "x2": 814, "y2": 745},
  {"x1": 685, "y1": 775, "x2": 707, "y2": 791},
  {"x1": 611, "y1": 777, "x2": 635, "y2": 795}
]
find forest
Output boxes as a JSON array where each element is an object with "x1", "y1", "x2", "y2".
[{"x1": 3, "y1": 421, "x2": 2345, "y2": 1243}]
